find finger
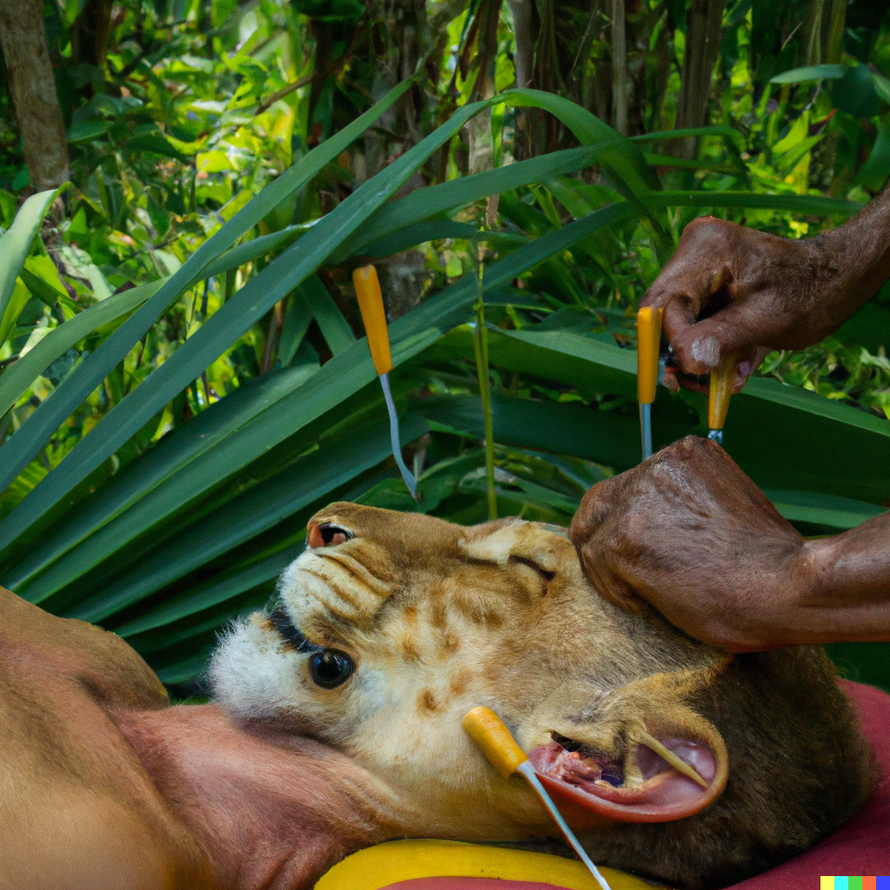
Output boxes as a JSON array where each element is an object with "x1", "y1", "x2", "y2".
[
  {"x1": 668, "y1": 302, "x2": 765, "y2": 377},
  {"x1": 732, "y1": 346, "x2": 768, "y2": 393},
  {"x1": 569, "y1": 475, "x2": 625, "y2": 545},
  {"x1": 661, "y1": 293, "x2": 701, "y2": 357}
]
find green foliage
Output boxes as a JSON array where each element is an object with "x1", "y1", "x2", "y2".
[{"x1": 0, "y1": 0, "x2": 888, "y2": 692}]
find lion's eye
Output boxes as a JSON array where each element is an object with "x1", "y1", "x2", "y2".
[
  {"x1": 509, "y1": 555, "x2": 555, "y2": 584},
  {"x1": 307, "y1": 523, "x2": 353, "y2": 549},
  {"x1": 308, "y1": 649, "x2": 354, "y2": 689},
  {"x1": 321, "y1": 525, "x2": 350, "y2": 545}
]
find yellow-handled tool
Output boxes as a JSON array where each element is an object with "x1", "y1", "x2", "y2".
[
  {"x1": 707, "y1": 354, "x2": 735, "y2": 445},
  {"x1": 463, "y1": 707, "x2": 613, "y2": 890},
  {"x1": 353, "y1": 265, "x2": 418, "y2": 499},
  {"x1": 636, "y1": 307, "x2": 663, "y2": 461}
]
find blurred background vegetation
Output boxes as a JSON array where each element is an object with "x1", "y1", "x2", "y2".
[{"x1": 0, "y1": 0, "x2": 888, "y2": 693}]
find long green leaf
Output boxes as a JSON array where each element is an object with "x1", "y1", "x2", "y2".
[
  {"x1": 416, "y1": 391, "x2": 688, "y2": 470},
  {"x1": 0, "y1": 281, "x2": 162, "y2": 417},
  {"x1": 770, "y1": 64, "x2": 848, "y2": 84},
  {"x1": 0, "y1": 188, "x2": 63, "y2": 346},
  {"x1": 763, "y1": 489, "x2": 886, "y2": 531},
  {"x1": 5, "y1": 203, "x2": 636, "y2": 595},
  {"x1": 630, "y1": 126, "x2": 745, "y2": 145},
  {"x1": 74, "y1": 413, "x2": 428, "y2": 626},
  {"x1": 641, "y1": 191, "x2": 861, "y2": 217},
  {"x1": 500, "y1": 89, "x2": 668, "y2": 252},
  {"x1": 0, "y1": 78, "x2": 416, "y2": 493},
  {"x1": 430, "y1": 325, "x2": 890, "y2": 504},
  {"x1": 331, "y1": 144, "x2": 628, "y2": 265},
  {"x1": 298, "y1": 274, "x2": 354, "y2": 354}
]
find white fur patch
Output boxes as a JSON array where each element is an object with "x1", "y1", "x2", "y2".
[{"x1": 208, "y1": 616, "x2": 296, "y2": 720}]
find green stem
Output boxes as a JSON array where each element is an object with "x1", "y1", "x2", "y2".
[{"x1": 473, "y1": 255, "x2": 496, "y2": 520}]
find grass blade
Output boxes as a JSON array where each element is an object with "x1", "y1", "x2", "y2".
[{"x1": 0, "y1": 188, "x2": 63, "y2": 346}]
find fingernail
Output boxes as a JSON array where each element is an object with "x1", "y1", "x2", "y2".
[
  {"x1": 738, "y1": 360, "x2": 752, "y2": 377},
  {"x1": 690, "y1": 336, "x2": 721, "y2": 368}
]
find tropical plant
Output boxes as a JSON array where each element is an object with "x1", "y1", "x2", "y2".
[{"x1": 0, "y1": 0, "x2": 888, "y2": 693}]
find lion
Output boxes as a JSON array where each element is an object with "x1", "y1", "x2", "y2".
[
  {"x1": 0, "y1": 493, "x2": 876, "y2": 889},
  {"x1": 211, "y1": 500, "x2": 874, "y2": 888}
]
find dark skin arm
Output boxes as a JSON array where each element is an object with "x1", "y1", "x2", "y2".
[
  {"x1": 570, "y1": 437, "x2": 890, "y2": 651},
  {"x1": 576, "y1": 191, "x2": 890, "y2": 649},
  {"x1": 644, "y1": 185, "x2": 890, "y2": 392}
]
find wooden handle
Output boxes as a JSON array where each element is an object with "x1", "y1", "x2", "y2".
[
  {"x1": 462, "y1": 707, "x2": 528, "y2": 779},
  {"x1": 636, "y1": 307, "x2": 663, "y2": 405},
  {"x1": 708, "y1": 354, "x2": 735, "y2": 432},
  {"x1": 353, "y1": 265, "x2": 393, "y2": 376}
]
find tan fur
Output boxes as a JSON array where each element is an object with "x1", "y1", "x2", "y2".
[
  {"x1": 0, "y1": 591, "x2": 212, "y2": 890},
  {"x1": 212, "y1": 503, "x2": 873, "y2": 888},
  {"x1": 1, "y1": 590, "x2": 397, "y2": 890},
  {"x1": 1, "y1": 503, "x2": 874, "y2": 890}
]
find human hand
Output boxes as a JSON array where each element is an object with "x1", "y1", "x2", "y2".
[
  {"x1": 642, "y1": 217, "x2": 850, "y2": 394},
  {"x1": 569, "y1": 437, "x2": 808, "y2": 651}
]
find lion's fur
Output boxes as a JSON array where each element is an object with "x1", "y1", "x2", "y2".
[
  {"x1": 1, "y1": 501, "x2": 874, "y2": 889},
  {"x1": 213, "y1": 502, "x2": 873, "y2": 888}
]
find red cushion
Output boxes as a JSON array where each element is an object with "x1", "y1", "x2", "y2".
[{"x1": 726, "y1": 680, "x2": 890, "y2": 886}]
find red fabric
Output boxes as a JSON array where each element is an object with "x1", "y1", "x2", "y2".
[{"x1": 726, "y1": 680, "x2": 890, "y2": 887}]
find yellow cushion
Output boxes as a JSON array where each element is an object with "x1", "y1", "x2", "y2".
[{"x1": 315, "y1": 839, "x2": 668, "y2": 890}]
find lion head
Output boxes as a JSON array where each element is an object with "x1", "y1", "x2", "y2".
[{"x1": 210, "y1": 503, "x2": 872, "y2": 888}]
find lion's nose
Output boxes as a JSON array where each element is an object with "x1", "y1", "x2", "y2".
[{"x1": 307, "y1": 522, "x2": 353, "y2": 549}]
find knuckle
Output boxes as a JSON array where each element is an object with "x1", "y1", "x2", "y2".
[{"x1": 680, "y1": 215, "x2": 734, "y2": 250}]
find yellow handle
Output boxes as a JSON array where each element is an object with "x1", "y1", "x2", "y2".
[
  {"x1": 462, "y1": 707, "x2": 529, "y2": 779},
  {"x1": 636, "y1": 307, "x2": 663, "y2": 405},
  {"x1": 708, "y1": 354, "x2": 735, "y2": 432},
  {"x1": 353, "y1": 265, "x2": 393, "y2": 376}
]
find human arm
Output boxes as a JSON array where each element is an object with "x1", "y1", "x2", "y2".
[
  {"x1": 644, "y1": 185, "x2": 890, "y2": 392},
  {"x1": 568, "y1": 436, "x2": 890, "y2": 651}
]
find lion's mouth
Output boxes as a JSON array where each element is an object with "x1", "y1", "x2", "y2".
[
  {"x1": 543, "y1": 733, "x2": 627, "y2": 788},
  {"x1": 536, "y1": 731, "x2": 715, "y2": 796},
  {"x1": 527, "y1": 729, "x2": 723, "y2": 825}
]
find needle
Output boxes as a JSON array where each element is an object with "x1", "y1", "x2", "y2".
[
  {"x1": 463, "y1": 706, "x2": 613, "y2": 890},
  {"x1": 636, "y1": 307, "x2": 663, "y2": 461},
  {"x1": 707, "y1": 354, "x2": 735, "y2": 445},
  {"x1": 352, "y1": 265, "x2": 418, "y2": 500}
]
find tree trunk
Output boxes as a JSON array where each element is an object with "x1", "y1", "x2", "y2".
[
  {"x1": 673, "y1": 0, "x2": 727, "y2": 159},
  {"x1": 0, "y1": 0, "x2": 69, "y2": 192},
  {"x1": 507, "y1": 0, "x2": 533, "y2": 89},
  {"x1": 70, "y1": 0, "x2": 111, "y2": 68},
  {"x1": 611, "y1": 0, "x2": 627, "y2": 134}
]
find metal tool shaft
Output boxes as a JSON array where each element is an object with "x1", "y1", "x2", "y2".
[
  {"x1": 518, "y1": 762, "x2": 613, "y2": 890},
  {"x1": 640, "y1": 403, "x2": 653, "y2": 460},
  {"x1": 380, "y1": 372, "x2": 417, "y2": 499}
]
